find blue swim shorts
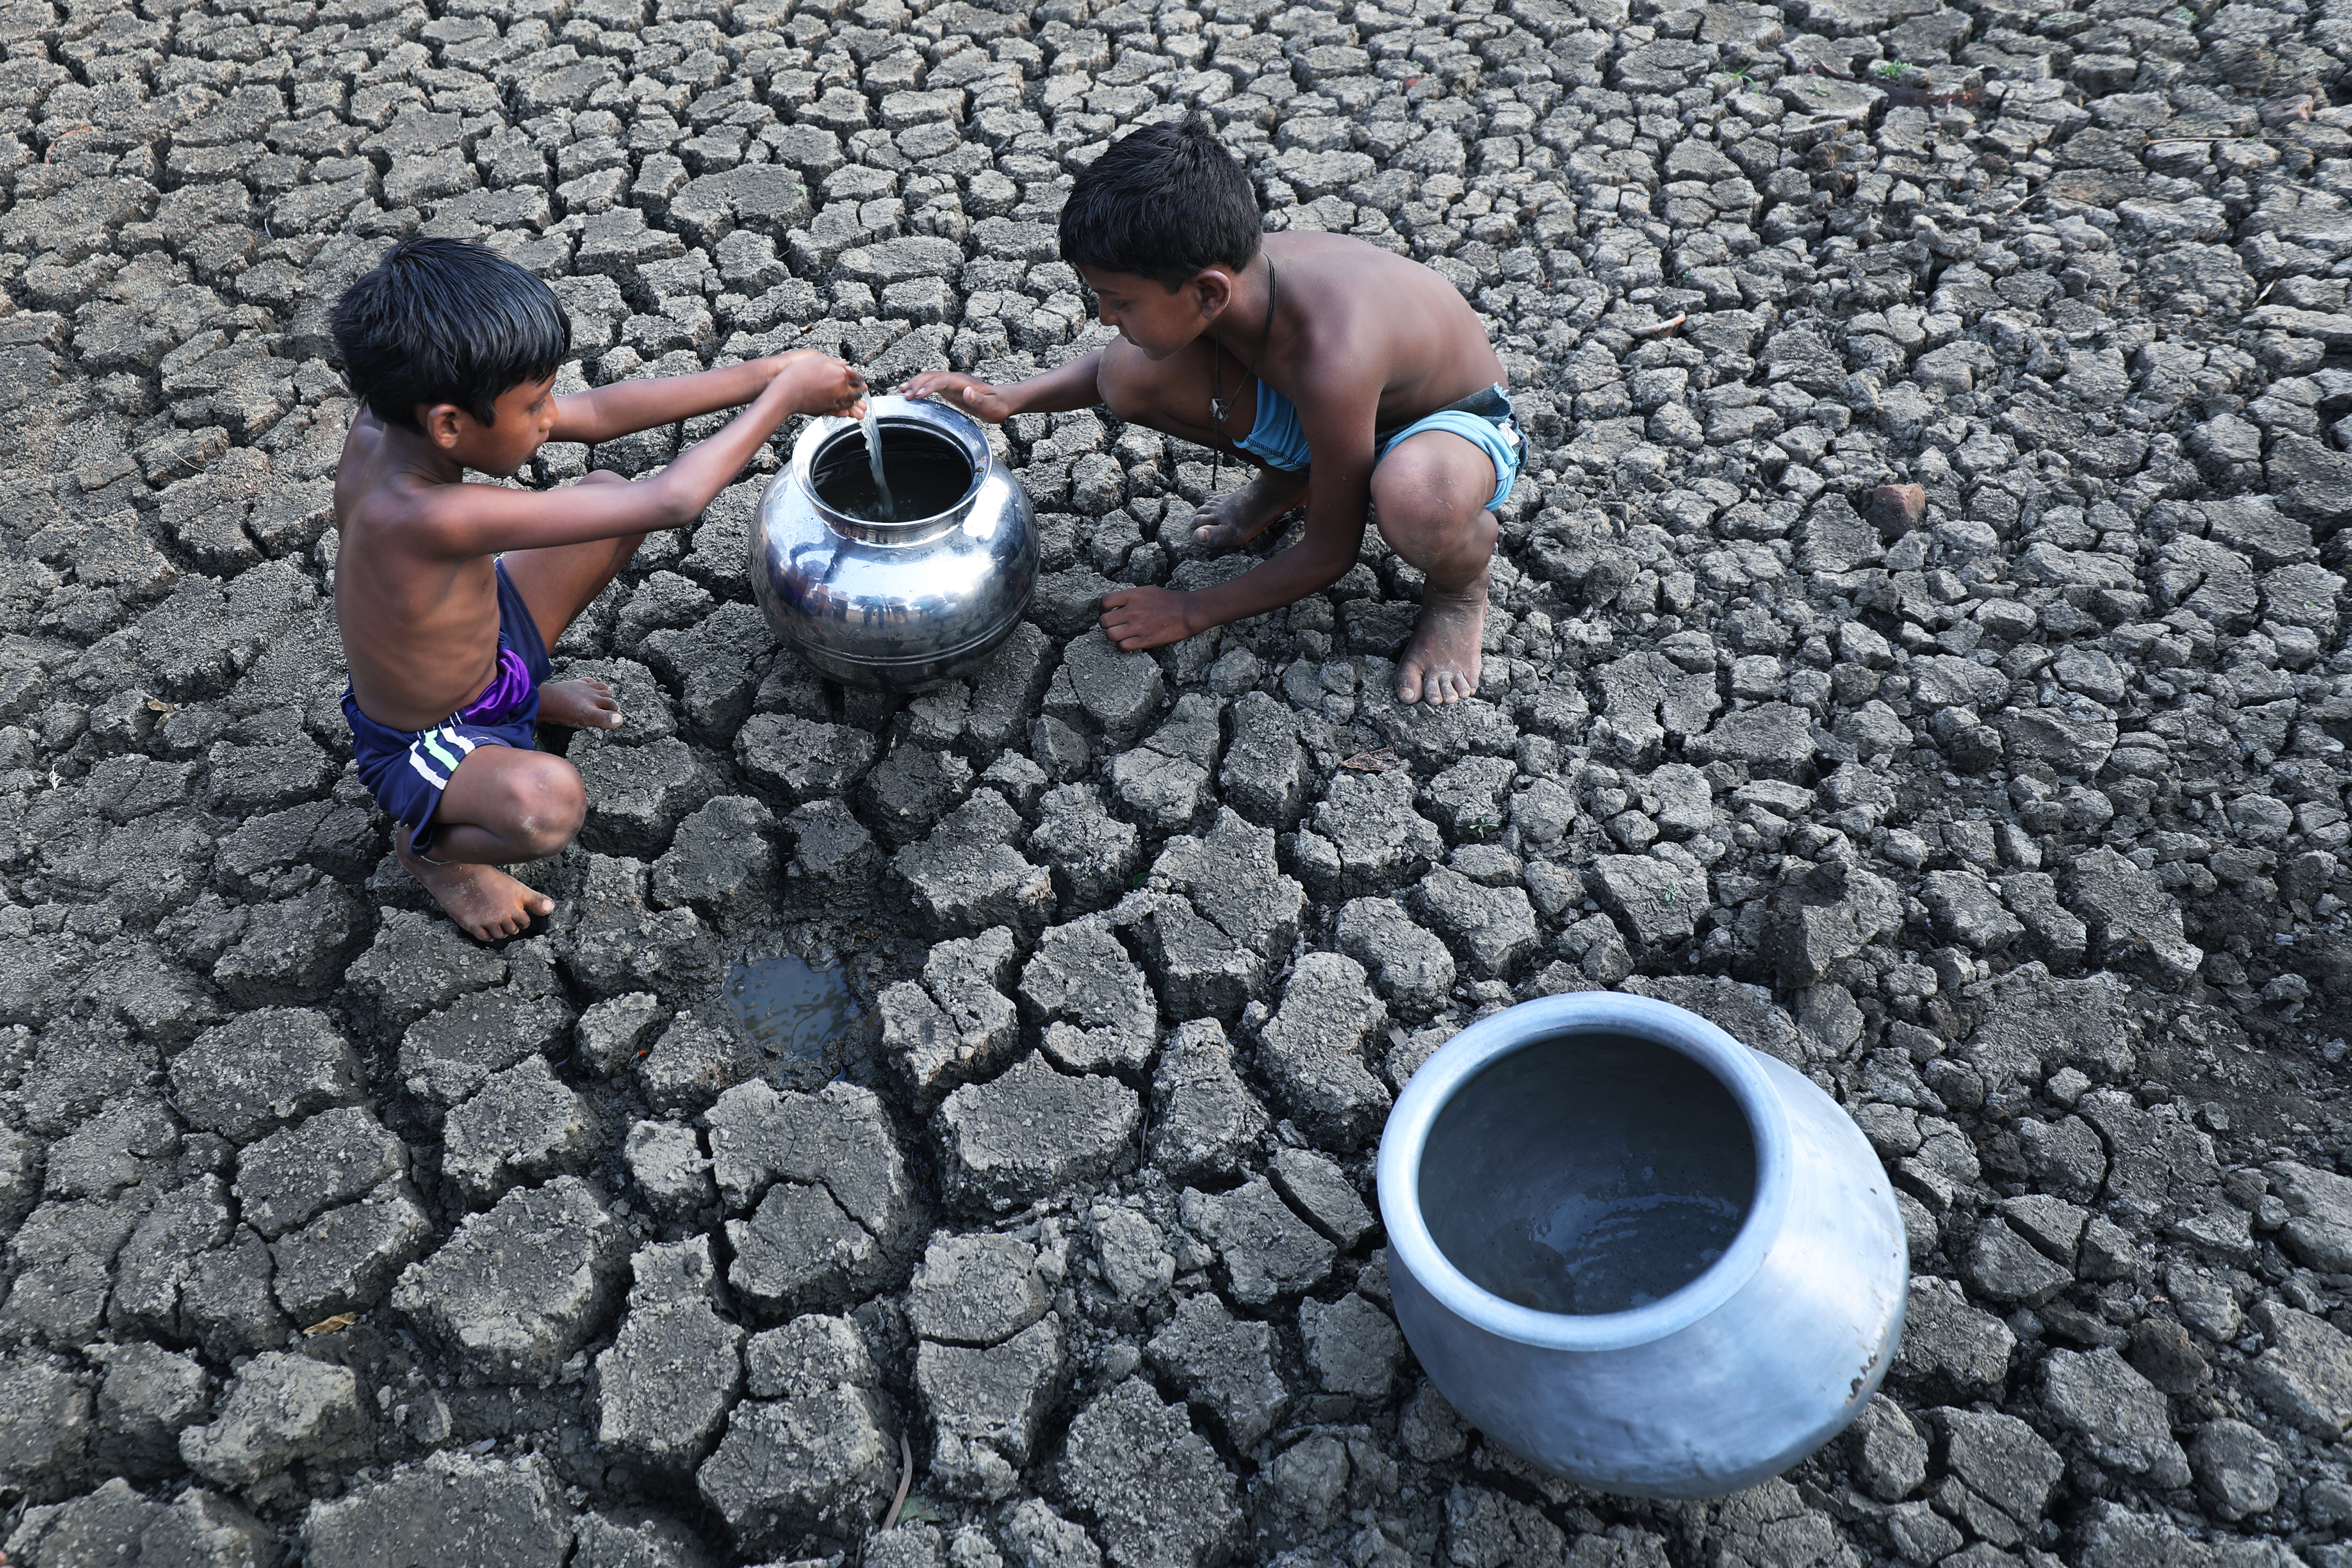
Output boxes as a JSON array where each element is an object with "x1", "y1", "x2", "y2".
[
  {"x1": 1231, "y1": 381, "x2": 1524, "y2": 512},
  {"x1": 342, "y1": 559, "x2": 551, "y2": 855}
]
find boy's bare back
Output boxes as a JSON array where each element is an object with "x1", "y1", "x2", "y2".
[
  {"x1": 1236, "y1": 231, "x2": 1505, "y2": 443},
  {"x1": 334, "y1": 402, "x2": 537, "y2": 735}
]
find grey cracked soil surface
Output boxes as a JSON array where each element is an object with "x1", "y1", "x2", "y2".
[{"x1": 11, "y1": 0, "x2": 2352, "y2": 1565}]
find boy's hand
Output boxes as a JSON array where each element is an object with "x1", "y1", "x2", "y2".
[
  {"x1": 900, "y1": 370, "x2": 1014, "y2": 423},
  {"x1": 1099, "y1": 586, "x2": 1200, "y2": 652},
  {"x1": 768, "y1": 351, "x2": 868, "y2": 418}
]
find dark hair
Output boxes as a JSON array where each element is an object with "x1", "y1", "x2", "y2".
[
  {"x1": 329, "y1": 237, "x2": 571, "y2": 434},
  {"x1": 1059, "y1": 113, "x2": 1263, "y2": 289}
]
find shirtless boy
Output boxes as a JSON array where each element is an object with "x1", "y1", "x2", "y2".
[
  {"x1": 902, "y1": 114, "x2": 1521, "y2": 705},
  {"x1": 330, "y1": 237, "x2": 864, "y2": 940}
]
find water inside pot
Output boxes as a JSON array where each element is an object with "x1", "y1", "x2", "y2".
[
  {"x1": 812, "y1": 421, "x2": 973, "y2": 524},
  {"x1": 1420, "y1": 1034, "x2": 1755, "y2": 1315}
]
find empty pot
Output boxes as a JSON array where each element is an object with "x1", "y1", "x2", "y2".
[
  {"x1": 750, "y1": 394, "x2": 1037, "y2": 691},
  {"x1": 1377, "y1": 993, "x2": 1907, "y2": 1498}
]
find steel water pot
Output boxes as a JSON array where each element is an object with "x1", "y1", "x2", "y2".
[
  {"x1": 1377, "y1": 993, "x2": 1908, "y2": 1499},
  {"x1": 750, "y1": 394, "x2": 1038, "y2": 691}
]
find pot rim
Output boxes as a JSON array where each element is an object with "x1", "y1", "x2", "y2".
[
  {"x1": 793, "y1": 393, "x2": 989, "y2": 544},
  {"x1": 1376, "y1": 992, "x2": 1795, "y2": 1352}
]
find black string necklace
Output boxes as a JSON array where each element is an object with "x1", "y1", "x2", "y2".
[{"x1": 1210, "y1": 257, "x2": 1278, "y2": 471}]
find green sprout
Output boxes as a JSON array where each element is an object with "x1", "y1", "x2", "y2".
[{"x1": 1873, "y1": 59, "x2": 1909, "y2": 80}]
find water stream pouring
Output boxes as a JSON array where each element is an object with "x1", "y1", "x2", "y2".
[
  {"x1": 1378, "y1": 993, "x2": 1909, "y2": 1498},
  {"x1": 858, "y1": 401, "x2": 898, "y2": 523}
]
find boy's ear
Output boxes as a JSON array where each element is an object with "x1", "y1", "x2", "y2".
[
  {"x1": 417, "y1": 402, "x2": 470, "y2": 449},
  {"x1": 1187, "y1": 268, "x2": 1236, "y2": 323}
]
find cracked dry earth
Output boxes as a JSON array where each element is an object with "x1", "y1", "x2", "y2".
[{"x1": 20, "y1": 0, "x2": 2352, "y2": 1567}]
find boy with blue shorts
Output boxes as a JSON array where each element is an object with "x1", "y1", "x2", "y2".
[
  {"x1": 904, "y1": 114, "x2": 1521, "y2": 706},
  {"x1": 330, "y1": 238, "x2": 865, "y2": 939}
]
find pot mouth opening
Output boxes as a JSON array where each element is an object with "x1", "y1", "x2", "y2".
[
  {"x1": 1420, "y1": 1031, "x2": 1757, "y2": 1318},
  {"x1": 807, "y1": 418, "x2": 980, "y2": 529},
  {"x1": 1380, "y1": 994, "x2": 1793, "y2": 1352}
]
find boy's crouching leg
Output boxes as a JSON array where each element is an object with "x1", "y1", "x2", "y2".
[
  {"x1": 450, "y1": 749, "x2": 587, "y2": 861},
  {"x1": 397, "y1": 749, "x2": 586, "y2": 940},
  {"x1": 1371, "y1": 433, "x2": 1500, "y2": 706}
]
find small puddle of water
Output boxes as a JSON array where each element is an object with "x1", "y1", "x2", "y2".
[{"x1": 721, "y1": 953, "x2": 860, "y2": 1072}]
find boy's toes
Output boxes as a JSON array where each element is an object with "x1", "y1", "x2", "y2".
[{"x1": 484, "y1": 890, "x2": 552, "y2": 940}]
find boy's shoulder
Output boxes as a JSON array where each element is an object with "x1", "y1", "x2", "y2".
[
  {"x1": 337, "y1": 418, "x2": 410, "y2": 498},
  {"x1": 1277, "y1": 232, "x2": 1451, "y2": 314},
  {"x1": 332, "y1": 419, "x2": 471, "y2": 536},
  {"x1": 1279, "y1": 229, "x2": 1415, "y2": 273}
]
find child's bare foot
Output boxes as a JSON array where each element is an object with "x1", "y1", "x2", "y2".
[
  {"x1": 1396, "y1": 570, "x2": 1489, "y2": 706},
  {"x1": 1193, "y1": 466, "x2": 1309, "y2": 552},
  {"x1": 397, "y1": 827, "x2": 553, "y2": 942},
  {"x1": 539, "y1": 677, "x2": 623, "y2": 730}
]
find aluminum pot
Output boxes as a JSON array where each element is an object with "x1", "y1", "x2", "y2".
[
  {"x1": 750, "y1": 394, "x2": 1037, "y2": 691},
  {"x1": 1377, "y1": 992, "x2": 1907, "y2": 1499}
]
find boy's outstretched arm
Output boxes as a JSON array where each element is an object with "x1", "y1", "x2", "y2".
[
  {"x1": 899, "y1": 355, "x2": 1104, "y2": 422},
  {"x1": 1099, "y1": 388, "x2": 1378, "y2": 650},
  {"x1": 423, "y1": 352, "x2": 866, "y2": 557},
  {"x1": 551, "y1": 351, "x2": 853, "y2": 445}
]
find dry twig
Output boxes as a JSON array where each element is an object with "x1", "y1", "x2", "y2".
[{"x1": 882, "y1": 1429, "x2": 915, "y2": 1532}]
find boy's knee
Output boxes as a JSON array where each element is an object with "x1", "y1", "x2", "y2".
[
  {"x1": 581, "y1": 469, "x2": 627, "y2": 487},
  {"x1": 1373, "y1": 449, "x2": 1496, "y2": 526},
  {"x1": 1374, "y1": 483, "x2": 1488, "y2": 534},
  {"x1": 500, "y1": 760, "x2": 586, "y2": 858},
  {"x1": 1377, "y1": 492, "x2": 1496, "y2": 557}
]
